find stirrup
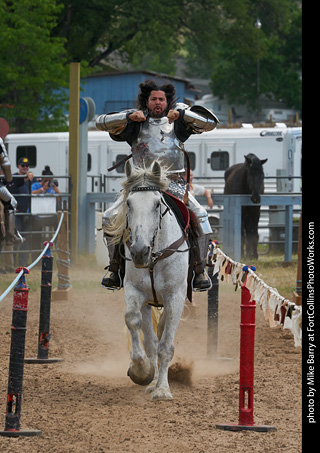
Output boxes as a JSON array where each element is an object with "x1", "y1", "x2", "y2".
[
  {"x1": 191, "y1": 269, "x2": 213, "y2": 292},
  {"x1": 100, "y1": 267, "x2": 123, "y2": 291}
]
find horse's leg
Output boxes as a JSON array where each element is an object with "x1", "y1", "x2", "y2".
[
  {"x1": 125, "y1": 288, "x2": 155, "y2": 386},
  {"x1": 140, "y1": 305, "x2": 160, "y2": 394},
  {"x1": 151, "y1": 294, "x2": 185, "y2": 401},
  {"x1": 246, "y1": 207, "x2": 259, "y2": 259}
]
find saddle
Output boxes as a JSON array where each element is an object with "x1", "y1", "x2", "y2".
[
  {"x1": 161, "y1": 191, "x2": 197, "y2": 303},
  {"x1": 162, "y1": 191, "x2": 190, "y2": 232}
]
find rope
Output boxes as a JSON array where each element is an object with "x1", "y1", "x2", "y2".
[
  {"x1": 209, "y1": 241, "x2": 302, "y2": 347},
  {"x1": 0, "y1": 213, "x2": 65, "y2": 303}
]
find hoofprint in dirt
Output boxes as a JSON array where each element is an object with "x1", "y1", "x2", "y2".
[{"x1": 0, "y1": 279, "x2": 301, "y2": 452}]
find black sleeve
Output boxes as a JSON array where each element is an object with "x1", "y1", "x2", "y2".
[
  {"x1": 174, "y1": 109, "x2": 193, "y2": 143},
  {"x1": 109, "y1": 121, "x2": 140, "y2": 146}
]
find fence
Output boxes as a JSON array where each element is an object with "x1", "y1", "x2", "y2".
[
  {"x1": 0, "y1": 211, "x2": 70, "y2": 436},
  {"x1": 86, "y1": 192, "x2": 302, "y2": 262},
  {"x1": 0, "y1": 175, "x2": 70, "y2": 271}
]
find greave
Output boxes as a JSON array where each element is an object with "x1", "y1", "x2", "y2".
[
  {"x1": 105, "y1": 235, "x2": 125, "y2": 275},
  {"x1": 192, "y1": 234, "x2": 211, "y2": 275}
]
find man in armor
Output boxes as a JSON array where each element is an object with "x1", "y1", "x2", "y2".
[
  {"x1": 0, "y1": 137, "x2": 20, "y2": 272},
  {"x1": 96, "y1": 78, "x2": 219, "y2": 290}
]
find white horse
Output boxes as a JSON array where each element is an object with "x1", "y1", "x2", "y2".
[{"x1": 106, "y1": 161, "x2": 189, "y2": 400}]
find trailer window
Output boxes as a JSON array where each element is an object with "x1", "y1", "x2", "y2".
[
  {"x1": 115, "y1": 154, "x2": 129, "y2": 173},
  {"x1": 210, "y1": 151, "x2": 229, "y2": 170},
  {"x1": 184, "y1": 152, "x2": 196, "y2": 171},
  {"x1": 16, "y1": 146, "x2": 36, "y2": 168}
]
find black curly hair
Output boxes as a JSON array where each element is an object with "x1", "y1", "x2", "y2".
[{"x1": 137, "y1": 79, "x2": 176, "y2": 112}]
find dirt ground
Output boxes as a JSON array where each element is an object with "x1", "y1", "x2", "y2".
[{"x1": 0, "y1": 267, "x2": 302, "y2": 452}]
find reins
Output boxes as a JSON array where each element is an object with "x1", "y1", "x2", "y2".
[{"x1": 123, "y1": 186, "x2": 189, "y2": 307}]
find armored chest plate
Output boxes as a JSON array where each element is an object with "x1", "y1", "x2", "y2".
[{"x1": 131, "y1": 117, "x2": 184, "y2": 172}]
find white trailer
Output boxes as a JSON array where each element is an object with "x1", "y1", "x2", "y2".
[{"x1": 5, "y1": 125, "x2": 301, "y2": 195}]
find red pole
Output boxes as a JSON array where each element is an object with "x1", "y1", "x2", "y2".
[
  {"x1": 216, "y1": 266, "x2": 276, "y2": 432},
  {"x1": 238, "y1": 283, "x2": 256, "y2": 426}
]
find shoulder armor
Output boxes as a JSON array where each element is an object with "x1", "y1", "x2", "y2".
[
  {"x1": 96, "y1": 109, "x2": 137, "y2": 134},
  {"x1": 183, "y1": 105, "x2": 219, "y2": 133}
]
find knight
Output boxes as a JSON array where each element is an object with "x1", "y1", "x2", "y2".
[{"x1": 96, "y1": 78, "x2": 219, "y2": 291}]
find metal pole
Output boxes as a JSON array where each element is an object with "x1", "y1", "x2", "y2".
[
  {"x1": 216, "y1": 267, "x2": 276, "y2": 432},
  {"x1": 69, "y1": 62, "x2": 80, "y2": 262},
  {"x1": 0, "y1": 268, "x2": 41, "y2": 437},
  {"x1": 207, "y1": 266, "x2": 219, "y2": 357},
  {"x1": 24, "y1": 242, "x2": 64, "y2": 364}
]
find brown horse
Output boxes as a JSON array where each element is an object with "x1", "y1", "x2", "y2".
[{"x1": 224, "y1": 153, "x2": 267, "y2": 259}]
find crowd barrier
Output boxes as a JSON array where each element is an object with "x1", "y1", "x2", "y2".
[
  {"x1": 209, "y1": 242, "x2": 302, "y2": 348},
  {"x1": 0, "y1": 212, "x2": 68, "y2": 437},
  {"x1": 209, "y1": 241, "x2": 301, "y2": 432}
]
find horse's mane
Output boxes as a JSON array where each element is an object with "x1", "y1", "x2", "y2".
[{"x1": 104, "y1": 163, "x2": 171, "y2": 244}]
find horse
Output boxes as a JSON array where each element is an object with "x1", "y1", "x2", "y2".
[
  {"x1": 105, "y1": 160, "x2": 189, "y2": 401},
  {"x1": 224, "y1": 153, "x2": 267, "y2": 259}
]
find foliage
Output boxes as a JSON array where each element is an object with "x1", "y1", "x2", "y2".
[
  {"x1": 206, "y1": 0, "x2": 302, "y2": 113},
  {"x1": 0, "y1": 0, "x2": 302, "y2": 133},
  {"x1": 0, "y1": 0, "x2": 70, "y2": 132}
]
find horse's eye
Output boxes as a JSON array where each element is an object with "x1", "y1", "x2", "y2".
[{"x1": 155, "y1": 201, "x2": 160, "y2": 210}]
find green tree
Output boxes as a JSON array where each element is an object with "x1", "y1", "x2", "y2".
[
  {"x1": 176, "y1": 0, "x2": 301, "y2": 114},
  {"x1": 0, "y1": 0, "x2": 69, "y2": 132},
  {"x1": 52, "y1": 0, "x2": 183, "y2": 71}
]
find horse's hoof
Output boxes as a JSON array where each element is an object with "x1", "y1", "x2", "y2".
[
  {"x1": 151, "y1": 387, "x2": 173, "y2": 401},
  {"x1": 127, "y1": 364, "x2": 155, "y2": 386}
]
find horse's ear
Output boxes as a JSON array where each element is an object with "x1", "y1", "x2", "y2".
[
  {"x1": 261, "y1": 158, "x2": 268, "y2": 165},
  {"x1": 125, "y1": 160, "x2": 132, "y2": 177},
  {"x1": 244, "y1": 155, "x2": 252, "y2": 165},
  {"x1": 152, "y1": 161, "x2": 161, "y2": 178}
]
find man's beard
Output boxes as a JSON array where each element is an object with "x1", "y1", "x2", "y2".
[{"x1": 148, "y1": 106, "x2": 167, "y2": 118}]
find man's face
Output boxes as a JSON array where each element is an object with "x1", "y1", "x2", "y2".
[
  {"x1": 147, "y1": 90, "x2": 168, "y2": 118},
  {"x1": 18, "y1": 162, "x2": 29, "y2": 175}
]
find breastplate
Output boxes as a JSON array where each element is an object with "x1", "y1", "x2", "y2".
[{"x1": 131, "y1": 117, "x2": 185, "y2": 172}]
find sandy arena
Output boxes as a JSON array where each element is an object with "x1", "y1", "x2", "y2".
[{"x1": 0, "y1": 268, "x2": 301, "y2": 452}]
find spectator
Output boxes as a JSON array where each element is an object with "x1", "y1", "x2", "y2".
[
  {"x1": 31, "y1": 165, "x2": 60, "y2": 258},
  {"x1": 9, "y1": 157, "x2": 36, "y2": 266},
  {"x1": 183, "y1": 169, "x2": 214, "y2": 208}
]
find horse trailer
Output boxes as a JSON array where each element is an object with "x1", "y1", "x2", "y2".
[
  {"x1": 4, "y1": 125, "x2": 302, "y2": 195},
  {"x1": 4, "y1": 125, "x2": 301, "y2": 251}
]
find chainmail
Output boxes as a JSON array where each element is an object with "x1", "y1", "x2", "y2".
[{"x1": 167, "y1": 175, "x2": 187, "y2": 200}]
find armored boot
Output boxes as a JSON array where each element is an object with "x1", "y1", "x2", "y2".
[
  {"x1": 101, "y1": 239, "x2": 125, "y2": 290},
  {"x1": 192, "y1": 235, "x2": 212, "y2": 291}
]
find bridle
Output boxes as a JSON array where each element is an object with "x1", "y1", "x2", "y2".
[{"x1": 123, "y1": 186, "x2": 189, "y2": 307}]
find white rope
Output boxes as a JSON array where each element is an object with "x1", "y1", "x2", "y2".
[
  {"x1": 0, "y1": 212, "x2": 65, "y2": 303},
  {"x1": 210, "y1": 241, "x2": 302, "y2": 347}
]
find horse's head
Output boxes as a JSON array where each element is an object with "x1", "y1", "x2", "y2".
[
  {"x1": 244, "y1": 154, "x2": 268, "y2": 204},
  {"x1": 125, "y1": 161, "x2": 169, "y2": 268}
]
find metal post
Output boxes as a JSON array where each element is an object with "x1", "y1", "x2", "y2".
[
  {"x1": 207, "y1": 266, "x2": 219, "y2": 357},
  {"x1": 25, "y1": 242, "x2": 64, "y2": 364},
  {"x1": 207, "y1": 241, "x2": 233, "y2": 361},
  {"x1": 284, "y1": 204, "x2": 293, "y2": 262},
  {"x1": 216, "y1": 268, "x2": 276, "y2": 432},
  {"x1": 238, "y1": 284, "x2": 256, "y2": 426},
  {"x1": 0, "y1": 268, "x2": 41, "y2": 437},
  {"x1": 69, "y1": 62, "x2": 80, "y2": 262}
]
